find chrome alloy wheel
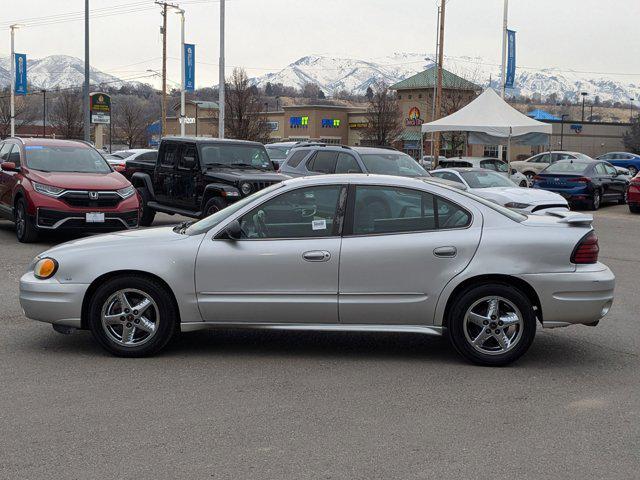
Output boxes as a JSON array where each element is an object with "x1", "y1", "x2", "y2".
[
  {"x1": 101, "y1": 289, "x2": 159, "y2": 347},
  {"x1": 463, "y1": 296, "x2": 524, "y2": 355},
  {"x1": 15, "y1": 204, "x2": 26, "y2": 238}
]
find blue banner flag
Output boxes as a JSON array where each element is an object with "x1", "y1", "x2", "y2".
[
  {"x1": 505, "y1": 29, "x2": 516, "y2": 89},
  {"x1": 14, "y1": 53, "x2": 27, "y2": 95},
  {"x1": 184, "y1": 43, "x2": 195, "y2": 92}
]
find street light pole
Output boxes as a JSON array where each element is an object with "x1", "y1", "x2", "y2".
[
  {"x1": 560, "y1": 114, "x2": 568, "y2": 150},
  {"x1": 42, "y1": 89, "x2": 46, "y2": 137},
  {"x1": 581, "y1": 92, "x2": 588, "y2": 122},
  {"x1": 177, "y1": 8, "x2": 186, "y2": 137},
  {"x1": 218, "y1": 0, "x2": 225, "y2": 139},
  {"x1": 10, "y1": 24, "x2": 20, "y2": 138},
  {"x1": 630, "y1": 98, "x2": 635, "y2": 122},
  {"x1": 84, "y1": 0, "x2": 90, "y2": 142},
  {"x1": 500, "y1": 0, "x2": 509, "y2": 99}
]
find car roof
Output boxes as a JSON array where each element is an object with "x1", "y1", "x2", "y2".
[
  {"x1": 266, "y1": 142, "x2": 297, "y2": 147},
  {"x1": 434, "y1": 167, "x2": 493, "y2": 173},
  {"x1": 9, "y1": 138, "x2": 93, "y2": 148},
  {"x1": 441, "y1": 157, "x2": 498, "y2": 161},
  {"x1": 162, "y1": 136, "x2": 263, "y2": 146},
  {"x1": 350, "y1": 147, "x2": 401, "y2": 154}
]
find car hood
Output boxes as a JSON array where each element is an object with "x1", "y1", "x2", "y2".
[
  {"x1": 203, "y1": 169, "x2": 289, "y2": 183},
  {"x1": 42, "y1": 226, "x2": 191, "y2": 257},
  {"x1": 470, "y1": 187, "x2": 568, "y2": 205},
  {"x1": 26, "y1": 170, "x2": 130, "y2": 190}
]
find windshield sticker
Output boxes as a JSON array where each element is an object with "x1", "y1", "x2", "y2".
[{"x1": 312, "y1": 219, "x2": 327, "y2": 231}]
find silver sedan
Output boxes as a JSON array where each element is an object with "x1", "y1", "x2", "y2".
[{"x1": 19, "y1": 174, "x2": 615, "y2": 365}]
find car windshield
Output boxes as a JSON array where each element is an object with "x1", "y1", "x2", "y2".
[
  {"x1": 186, "y1": 183, "x2": 284, "y2": 235},
  {"x1": 25, "y1": 145, "x2": 112, "y2": 173},
  {"x1": 266, "y1": 146, "x2": 289, "y2": 160},
  {"x1": 360, "y1": 153, "x2": 429, "y2": 177},
  {"x1": 112, "y1": 150, "x2": 137, "y2": 159},
  {"x1": 199, "y1": 144, "x2": 274, "y2": 170},
  {"x1": 460, "y1": 171, "x2": 516, "y2": 188},
  {"x1": 545, "y1": 161, "x2": 590, "y2": 174}
]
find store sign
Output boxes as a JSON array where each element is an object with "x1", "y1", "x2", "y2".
[
  {"x1": 405, "y1": 106, "x2": 423, "y2": 126},
  {"x1": 570, "y1": 124, "x2": 583, "y2": 133},
  {"x1": 179, "y1": 117, "x2": 196, "y2": 124},
  {"x1": 321, "y1": 118, "x2": 341, "y2": 128},
  {"x1": 290, "y1": 116, "x2": 309, "y2": 128},
  {"x1": 349, "y1": 122, "x2": 368, "y2": 129},
  {"x1": 265, "y1": 121, "x2": 279, "y2": 131},
  {"x1": 89, "y1": 92, "x2": 111, "y2": 124},
  {"x1": 184, "y1": 43, "x2": 195, "y2": 92},
  {"x1": 14, "y1": 53, "x2": 27, "y2": 95}
]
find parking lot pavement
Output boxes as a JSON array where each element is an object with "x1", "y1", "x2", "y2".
[{"x1": 0, "y1": 207, "x2": 638, "y2": 479}]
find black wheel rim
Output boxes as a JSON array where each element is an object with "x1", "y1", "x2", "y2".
[{"x1": 16, "y1": 204, "x2": 25, "y2": 238}]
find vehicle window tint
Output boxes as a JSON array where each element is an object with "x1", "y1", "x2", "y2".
[
  {"x1": 494, "y1": 160, "x2": 508, "y2": 172},
  {"x1": 308, "y1": 151, "x2": 337, "y2": 173},
  {"x1": 433, "y1": 171, "x2": 464, "y2": 184},
  {"x1": 161, "y1": 143, "x2": 178, "y2": 167},
  {"x1": 594, "y1": 163, "x2": 607, "y2": 175},
  {"x1": 603, "y1": 163, "x2": 617, "y2": 175},
  {"x1": 546, "y1": 162, "x2": 589, "y2": 173},
  {"x1": 536, "y1": 154, "x2": 551, "y2": 163},
  {"x1": 178, "y1": 144, "x2": 198, "y2": 169},
  {"x1": 335, "y1": 153, "x2": 361, "y2": 173},
  {"x1": 286, "y1": 150, "x2": 309, "y2": 168},
  {"x1": 239, "y1": 185, "x2": 343, "y2": 239},
  {"x1": 0, "y1": 142, "x2": 12, "y2": 161},
  {"x1": 352, "y1": 186, "x2": 439, "y2": 235},
  {"x1": 7, "y1": 145, "x2": 20, "y2": 166},
  {"x1": 140, "y1": 151, "x2": 157, "y2": 162}
]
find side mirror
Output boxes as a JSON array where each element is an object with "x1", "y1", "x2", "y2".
[
  {"x1": 1, "y1": 161, "x2": 17, "y2": 172},
  {"x1": 223, "y1": 219, "x2": 242, "y2": 240},
  {"x1": 510, "y1": 168, "x2": 517, "y2": 175},
  {"x1": 271, "y1": 161, "x2": 279, "y2": 171}
]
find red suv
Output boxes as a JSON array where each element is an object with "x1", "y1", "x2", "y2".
[{"x1": 0, "y1": 138, "x2": 140, "y2": 243}]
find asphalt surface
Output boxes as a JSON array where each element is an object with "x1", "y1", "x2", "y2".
[{"x1": 0, "y1": 206, "x2": 638, "y2": 480}]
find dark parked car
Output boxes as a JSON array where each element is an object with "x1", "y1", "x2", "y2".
[
  {"x1": 596, "y1": 152, "x2": 640, "y2": 177},
  {"x1": 125, "y1": 137, "x2": 288, "y2": 225},
  {"x1": 279, "y1": 145, "x2": 431, "y2": 178},
  {"x1": 0, "y1": 138, "x2": 140, "y2": 242},
  {"x1": 532, "y1": 159, "x2": 628, "y2": 210}
]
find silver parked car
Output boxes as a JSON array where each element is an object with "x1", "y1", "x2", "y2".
[
  {"x1": 436, "y1": 157, "x2": 529, "y2": 187},
  {"x1": 20, "y1": 175, "x2": 615, "y2": 365}
]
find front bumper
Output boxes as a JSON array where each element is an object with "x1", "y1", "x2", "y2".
[
  {"x1": 19, "y1": 271, "x2": 89, "y2": 329},
  {"x1": 518, "y1": 263, "x2": 615, "y2": 327},
  {"x1": 36, "y1": 208, "x2": 139, "y2": 230}
]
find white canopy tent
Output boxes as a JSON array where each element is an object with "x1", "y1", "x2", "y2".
[{"x1": 421, "y1": 88, "x2": 552, "y2": 162}]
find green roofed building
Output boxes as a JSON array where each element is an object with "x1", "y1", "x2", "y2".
[{"x1": 390, "y1": 65, "x2": 481, "y2": 158}]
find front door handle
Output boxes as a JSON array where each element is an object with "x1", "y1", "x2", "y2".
[
  {"x1": 433, "y1": 246, "x2": 457, "y2": 258},
  {"x1": 303, "y1": 250, "x2": 331, "y2": 262}
]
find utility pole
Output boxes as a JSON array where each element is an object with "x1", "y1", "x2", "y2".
[
  {"x1": 429, "y1": 6, "x2": 440, "y2": 158},
  {"x1": 432, "y1": 0, "x2": 445, "y2": 167},
  {"x1": 177, "y1": 8, "x2": 186, "y2": 137},
  {"x1": 42, "y1": 89, "x2": 46, "y2": 137},
  {"x1": 9, "y1": 25, "x2": 19, "y2": 137},
  {"x1": 629, "y1": 98, "x2": 635, "y2": 122},
  {"x1": 581, "y1": 92, "x2": 588, "y2": 122},
  {"x1": 500, "y1": 0, "x2": 509, "y2": 99},
  {"x1": 83, "y1": 0, "x2": 90, "y2": 142},
  {"x1": 155, "y1": 1, "x2": 181, "y2": 137},
  {"x1": 218, "y1": 0, "x2": 225, "y2": 139}
]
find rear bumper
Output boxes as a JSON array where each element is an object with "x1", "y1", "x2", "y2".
[
  {"x1": 518, "y1": 263, "x2": 615, "y2": 327},
  {"x1": 533, "y1": 185, "x2": 592, "y2": 201},
  {"x1": 19, "y1": 272, "x2": 88, "y2": 328}
]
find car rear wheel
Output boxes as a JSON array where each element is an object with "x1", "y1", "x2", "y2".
[
  {"x1": 88, "y1": 275, "x2": 178, "y2": 357},
  {"x1": 589, "y1": 190, "x2": 601, "y2": 211},
  {"x1": 14, "y1": 198, "x2": 39, "y2": 243},
  {"x1": 136, "y1": 187, "x2": 156, "y2": 227},
  {"x1": 629, "y1": 204, "x2": 640, "y2": 213},
  {"x1": 447, "y1": 284, "x2": 536, "y2": 366},
  {"x1": 201, "y1": 197, "x2": 227, "y2": 219},
  {"x1": 524, "y1": 172, "x2": 536, "y2": 184},
  {"x1": 519, "y1": 180, "x2": 528, "y2": 188},
  {"x1": 619, "y1": 190, "x2": 628, "y2": 205}
]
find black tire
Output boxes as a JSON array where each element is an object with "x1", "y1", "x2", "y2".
[
  {"x1": 201, "y1": 197, "x2": 227, "y2": 219},
  {"x1": 618, "y1": 190, "x2": 627, "y2": 205},
  {"x1": 524, "y1": 172, "x2": 536, "y2": 184},
  {"x1": 447, "y1": 283, "x2": 536, "y2": 366},
  {"x1": 627, "y1": 166, "x2": 638, "y2": 177},
  {"x1": 14, "y1": 198, "x2": 39, "y2": 243},
  {"x1": 629, "y1": 204, "x2": 640, "y2": 213},
  {"x1": 588, "y1": 190, "x2": 601, "y2": 211},
  {"x1": 519, "y1": 180, "x2": 528, "y2": 188},
  {"x1": 136, "y1": 187, "x2": 156, "y2": 227},
  {"x1": 88, "y1": 274, "x2": 178, "y2": 357}
]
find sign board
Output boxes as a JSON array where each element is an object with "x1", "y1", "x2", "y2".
[
  {"x1": 14, "y1": 53, "x2": 27, "y2": 96},
  {"x1": 405, "y1": 106, "x2": 423, "y2": 126},
  {"x1": 570, "y1": 124, "x2": 583, "y2": 133},
  {"x1": 90, "y1": 92, "x2": 111, "y2": 124},
  {"x1": 266, "y1": 121, "x2": 279, "y2": 131},
  {"x1": 184, "y1": 43, "x2": 195, "y2": 92},
  {"x1": 179, "y1": 117, "x2": 196, "y2": 124},
  {"x1": 290, "y1": 116, "x2": 309, "y2": 128},
  {"x1": 321, "y1": 119, "x2": 341, "y2": 128},
  {"x1": 505, "y1": 29, "x2": 516, "y2": 89}
]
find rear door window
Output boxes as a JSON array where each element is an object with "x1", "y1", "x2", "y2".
[
  {"x1": 594, "y1": 163, "x2": 608, "y2": 175},
  {"x1": 308, "y1": 151, "x2": 338, "y2": 173},
  {"x1": 335, "y1": 153, "x2": 362, "y2": 173},
  {"x1": 178, "y1": 144, "x2": 198, "y2": 170},
  {"x1": 161, "y1": 143, "x2": 178, "y2": 167}
]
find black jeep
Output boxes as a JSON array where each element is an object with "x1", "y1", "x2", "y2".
[{"x1": 126, "y1": 137, "x2": 288, "y2": 225}]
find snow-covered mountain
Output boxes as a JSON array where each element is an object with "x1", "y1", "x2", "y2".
[
  {"x1": 0, "y1": 55, "x2": 127, "y2": 90},
  {"x1": 252, "y1": 53, "x2": 640, "y2": 104}
]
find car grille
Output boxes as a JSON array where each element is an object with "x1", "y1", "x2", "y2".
[
  {"x1": 60, "y1": 191, "x2": 122, "y2": 208},
  {"x1": 248, "y1": 181, "x2": 279, "y2": 192},
  {"x1": 37, "y1": 208, "x2": 138, "y2": 229}
]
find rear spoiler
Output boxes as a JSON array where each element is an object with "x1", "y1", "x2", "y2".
[{"x1": 544, "y1": 209, "x2": 593, "y2": 226}]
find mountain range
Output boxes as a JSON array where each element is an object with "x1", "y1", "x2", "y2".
[{"x1": 1, "y1": 53, "x2": 638, "y2": 105}]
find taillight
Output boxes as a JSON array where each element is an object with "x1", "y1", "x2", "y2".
[
  {"x1": 533, "y1": 175, "x2": 542, "y2": 181},
  {"x1": 571, "y1": 231, "x2": 599, "y2": 264},
  {"x1": 572, "y1": 177, "x2": 590, "y2": 183}
]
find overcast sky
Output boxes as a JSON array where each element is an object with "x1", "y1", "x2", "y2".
[{"x1": 2, "y1": 0, "x2": 639, "y2": 87}]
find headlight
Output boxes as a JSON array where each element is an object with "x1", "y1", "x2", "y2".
[
  {"x1": 504, "y1": 202, "x2": 531, "y2": 209},
  {"x1": 34, "y1": 257, "x2": 58, "y2": 279},
  {"x1": 240, "y1": 182, "x2": 252, "y2": 195},
  {"x1": 33, "y1": 181, "x2": 65, "y2": 197},
  {"x1": 117, "y1": 185, "x2": 135, "y2": 199}
]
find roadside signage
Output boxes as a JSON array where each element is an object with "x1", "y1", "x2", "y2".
[
  {"x1": 505, "y1": 29, "x2": 516, "y2": 89},
  {"x1": 321, "y1": 119, "x2": 341, "y2": 128},
  {"x1": 570, "y1": 124, "x2": 583, "y2": 133},
  {"x1": 405, "y1": 106, "x2": 423, "y2": 126},
  {"x1": 290, "y1": 116, "x2": 309, "y2": 128},
  {"x1": 14, "y1": 53, "x2": 27, "y2": 95},
  {"x1": 89, "y1": 92, "x2": 111, "y2": 124},
  {"x1": 184, "y1": 43, "x2": 195, "y2": 92},
  {"x1": 266, "y1": 121, "x2": 279, "y2": 131}
]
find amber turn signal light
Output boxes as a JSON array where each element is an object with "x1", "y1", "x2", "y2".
[{"x1": 34, "y1": 258, "x2": 58, "y2": 279}]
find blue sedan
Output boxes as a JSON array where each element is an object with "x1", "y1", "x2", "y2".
[
  {"x1": 597, "y1": 152, "x2": 640, "y2": 177},
  {"x1": 533, "y1": 159, "x2": 628, "y2": 210}
]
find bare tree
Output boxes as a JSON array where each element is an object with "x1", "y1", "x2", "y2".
[
  {"x1": 0, "y1": 89, "x2": 39, "y2": 138},
  {"x1": 49, "y1": 89, "x2": 83, "y2": 139},
  {"x1": 361, "y1": 81, "x2": 402, "y2": 146},
  {"x1": 113, "y1": 95, "x2": 156, "y2": 148},
  {"x1": 224, "y1": 68, "x2": 271, "y2": 143},
  {"x1": 623, "y1": 117, "x2": 640, "y2": 154}
]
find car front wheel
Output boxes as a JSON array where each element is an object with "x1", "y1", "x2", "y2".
[
  {"x1": 15, "y1": 198, "x2": 39, "y2": 243},
  {"x1": 136, "y1": 187, "x2": 156, "y2": 226},
  {"x1": 447, "y1": 284, "x2": 536, "y2": 366},
  {"x1": 88, "y1": 275, "x2": 178, "y2": 357},
  {"x1": 627, "y1": 166, "x2": 638, "y2": 177}
]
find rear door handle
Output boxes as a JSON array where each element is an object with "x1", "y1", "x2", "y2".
[
  {"x1": 433, "y1": 246, "x2": 457, "y2": 258},
  {"x1": 303, "y1": 250, "x2": 331, "y2": 262}
]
